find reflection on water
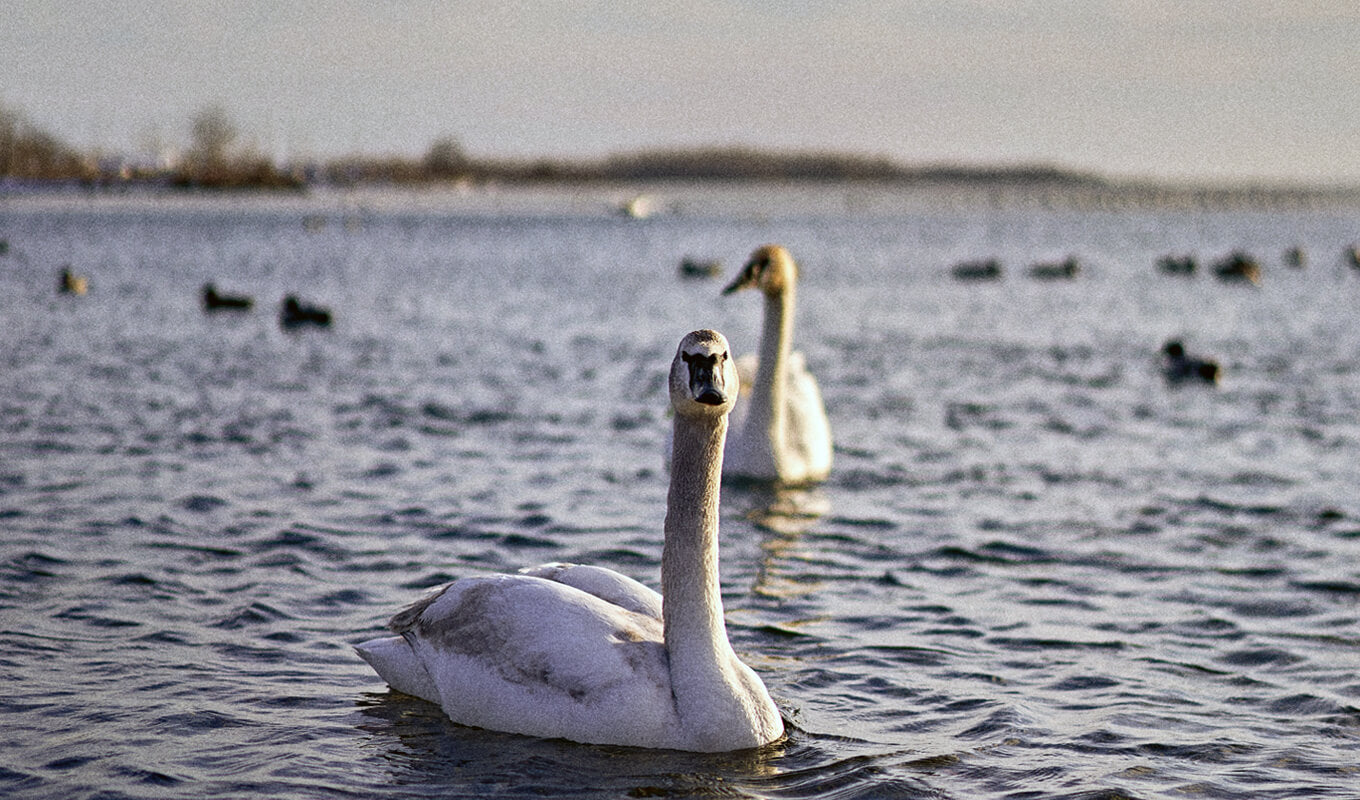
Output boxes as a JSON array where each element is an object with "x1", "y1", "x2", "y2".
[
  {"x1": 2, "y1": 186, "x2": 1359, "y2": 799},
  {"x1": 735, "y1": 484, "x2": 830, "y2": 600},
  {"x1": 737, "y1": 484, "x2": 832, "y2": 535}
]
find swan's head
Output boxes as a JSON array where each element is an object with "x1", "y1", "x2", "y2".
[
  {"x1": 670, "y1": 329, "x2": 739, "y2": 418},
  {"x1": 724, "y1": 244, "x2": 798, "y2": 298}
]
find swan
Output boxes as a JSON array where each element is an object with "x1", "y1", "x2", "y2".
[
  {"x1": 721, "y1": 245, "x2": 832, "y2": 485},
  {"x1": 355, "y1": 329, "x2": 784, "y2": 752}
]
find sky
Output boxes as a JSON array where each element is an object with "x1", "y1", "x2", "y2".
[{"x1": 4, "y1": 1, "x2": 1359, "y2": 185}]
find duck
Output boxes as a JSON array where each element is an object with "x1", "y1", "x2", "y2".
[
  {"x1": 1028, "y1": 256, "x2": 1081, "y2": 280},
  {"x1": 1212, "y1": 251, "x2": 1261, "y2": 285},
  {"x1": 279, "y1": 295, "x2": 332, "y2": 327},
  {"x1": 721, "y1": 245, "x2": 832, "y2": 485},
  {"x1": 201, "y1": 283, "x2": 254, "y2": 311},
  {"x1": 951, "y1": 258, "x2": 1003, "y2": 281},
  {"x1": 1162, "y1": 339, "x2": 1221, "y2": 385},
  {"x1": 58, "y1": 267, "x2": 88, "y2": 295},
  {"x1": 1157, "y1": 254, "x2": 1197, "y2": 276},
  {"x1": 356, "y1": 330, "x2": 783, "y2": 752},
  {"x1": 679, "y1": 256, "x2": 723, "y2": 280}
]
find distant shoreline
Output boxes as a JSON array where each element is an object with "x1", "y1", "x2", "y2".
[
  {"x1": 5, "y1": 174, "x2": 1359, "y2": 216},
  {"x1": 4, "y1": 138, "x2": 1358, "y2": 203},
  {"x1": 5, "y1": 103, "x2": 1356, "y2": 199}
]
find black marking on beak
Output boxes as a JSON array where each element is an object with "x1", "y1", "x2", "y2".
[{"x1": 682, "y1": 351, "x2": 728, "y2": 405}]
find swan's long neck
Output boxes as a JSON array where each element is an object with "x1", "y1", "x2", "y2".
[
  {"x1": 662, "y1": 412, "x2": 735, "y2": 709},
  {"x1": 750, "y1": 284, "x2": 795, "y2": 463}
]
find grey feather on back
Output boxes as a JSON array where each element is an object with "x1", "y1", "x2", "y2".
[{"x1": 386, "y1": 584, "x2": 453, "y2": 633}]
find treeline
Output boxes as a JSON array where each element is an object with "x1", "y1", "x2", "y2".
[
  {"x1": 0, "y1": 104, "x2": 305, "y2": 190},
  {"x1": 594, "y1": 147, "x2": 1103, "y2": 185},
  {"x1": 2, "y1": 103, "x2": 1103, "y2": 191},
  {"x1": 0, "y1": 105, "x2": 94, "y2": 181}
]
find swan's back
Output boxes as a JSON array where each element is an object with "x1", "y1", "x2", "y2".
[
  {"x1": 726, "y1": 351, "x2": 832, "y2": 484},
  {"x1": 518, "y1": 562, "x2": 662, "y2": 618}
]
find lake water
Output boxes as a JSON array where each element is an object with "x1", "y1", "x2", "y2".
[{"x1": 2, "y1": 182, "x2": 1359, "y2": 799}]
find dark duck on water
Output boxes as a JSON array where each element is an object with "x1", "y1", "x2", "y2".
[{"x1": 1162, "y1": 339, "x2": 1221, "y2": 385}]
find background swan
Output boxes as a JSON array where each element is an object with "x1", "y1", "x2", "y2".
[
  {"x1": 722, "y1": 244, "x2": 833, "y2": 485},
  {"x1": 355, "y1": 329, "x2": 783, "y2": 752}
]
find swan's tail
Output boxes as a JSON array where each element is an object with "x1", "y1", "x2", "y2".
[{"x1": 355, "y1": 635, "x2": 440, "y2": 703}]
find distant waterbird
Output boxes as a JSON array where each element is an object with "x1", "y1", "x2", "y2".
[
  {"x1": 1284, "y1": 246, "x2": 1306, "y2": 269},
  {"x1": 678, "y1": 257, "x2": 722, "y2": 280},
  {"x1": 618, "y1": 194, "x2": 656, "y2": 220},
  {"x1": 279, "y1": 295, "x2": 332, "y2": 328},
  {"x1": 1157, "y1": 254, "x2": 1197, "y2": 276},
  {"x1": 1028, "y1": 256, "x2": 1081, "y2": 280},
  {"x1": 951, "y1": 258, "x2": 1003, "y2": 281},
  {"x1": 1162, "y1": 339, "x2": 1221, "y2": 386},
  {"x1": 1212, "y1": 251, "x2": 1261, "y2": 285},
  {"x1": 58, "y1": 267, "x2": 88, "y2": 295},
  {"x1": 201, "y1": 283, "x2": 254, "y2": 311}
]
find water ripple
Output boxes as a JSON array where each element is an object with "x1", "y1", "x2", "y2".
[{"x1": 5, "y1": 193, "x2": 1360, "y2": 799}]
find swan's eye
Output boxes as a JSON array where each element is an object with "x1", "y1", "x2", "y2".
[{"x1": 682, "y1": 352, "x2": 718, "y2": 370}]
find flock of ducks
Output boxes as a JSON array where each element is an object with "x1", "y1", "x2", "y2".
[
  {"x1": 201, "y1": 283, "x2": 333, "y2": 327},
  {"x1": 55, "y1": 269, "x2": 332, "y2": 328},
  {"x1": 951, "y1": 255, "x2": 1081, "y2": 281},
  {"x1": 953, "y1": 245, "x2": 1360, "y2": 285},
  {"x1": 944, "y1": 244, "x2": 1360, "y2": 388}
]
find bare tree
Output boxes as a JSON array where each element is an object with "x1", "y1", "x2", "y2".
[
  {"x1": 188, "y1": 106, "x2": 239, "y2": 170},
  {"x1": 423, "y1": 136, "x2": 467, "y2": 178},
  {"x1": 0, "y1": 102, "x2": 86, "y2": 179}
]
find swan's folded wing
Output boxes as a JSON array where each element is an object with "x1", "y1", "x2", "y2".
[
  {"x1": 518, "y1": 563, "x2": 662, "y2": 619},
  {"x1": 729, "y1": 351, "x2": 833, "y2": 484}
]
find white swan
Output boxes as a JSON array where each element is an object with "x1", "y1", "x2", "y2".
[
  {"x1": 355, "y1": 330, "x2": 784, "y2": 752},
  {"x1": 722, "y1": 244, "x2": 833, "y2": 485}
]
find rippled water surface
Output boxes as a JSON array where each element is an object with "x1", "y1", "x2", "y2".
[{"x1": 3, "y1": 184, "x2": 1359, "y2": 799}]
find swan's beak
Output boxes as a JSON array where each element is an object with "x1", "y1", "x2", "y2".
[
  {"x1": 687, "y1": 357, "x2": 729, "y2": 406},
  {"x1": 722, "y1": 260, "x2": 759, "y2": 295}
]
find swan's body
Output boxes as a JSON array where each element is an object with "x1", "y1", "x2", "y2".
[
  {"x1": 722, "y1": 245, "x2": 832, "y2": 485},
  {"x1": 356, "y1": 330, "x2": 783, "y2": 752}
]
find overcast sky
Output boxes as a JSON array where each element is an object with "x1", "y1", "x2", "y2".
[{"x1": 4, "y1": 1, "x2": 1358, "y2": 184}]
